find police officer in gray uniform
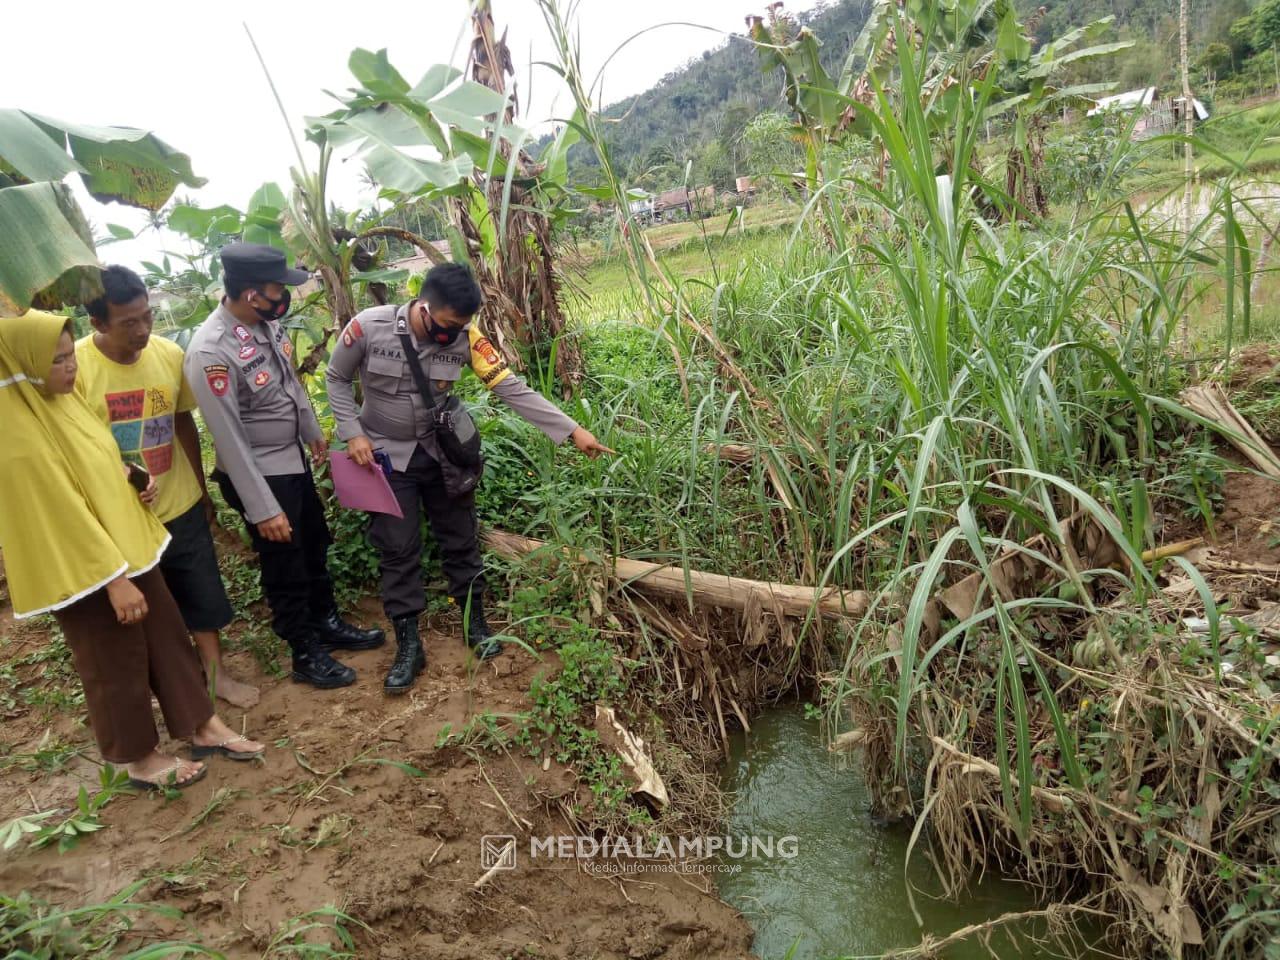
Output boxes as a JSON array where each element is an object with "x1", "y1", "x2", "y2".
[
  {"x1": 185, "y1": 243, "x2": 384, "y2": 690},
  {"x1": 327, "y1": 263, "x2": 611, "y2": 693}
]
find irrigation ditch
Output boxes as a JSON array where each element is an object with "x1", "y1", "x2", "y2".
[{"x1": 471, "y1": 351, "x2": 1280, "y2": 960}]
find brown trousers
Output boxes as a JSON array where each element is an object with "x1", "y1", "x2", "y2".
[{"x1": 54, "y1": 567, "x2": 214, "y2": 763}]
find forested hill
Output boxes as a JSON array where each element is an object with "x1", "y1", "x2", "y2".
[
  {"x1": 575, "y1": 1, "x2": 874, "y2": 182},
  {"x1": 554, "y1": 0, "x2": 1251, "y2": 191}
]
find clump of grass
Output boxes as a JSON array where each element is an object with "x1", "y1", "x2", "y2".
[{"x1": 0, "y1": 880, "x2": 216, "y2": 959}]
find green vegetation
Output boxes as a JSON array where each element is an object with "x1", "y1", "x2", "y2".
[
  {"x1": 0, "y1": 880, "x2": 216, "y2": 960},
  {"x1": 4, "y1": 1, "x2": 1279, "y2": 958},
  {"x1": 511, "y1": 1, "x2": 1280, "y2": 956},
  {"x1": 535, "y1": 0, "x2": 1279, "y2": 212},
  {"x1": 0, "y1": 882, "x2": 364, "y2": 960}
]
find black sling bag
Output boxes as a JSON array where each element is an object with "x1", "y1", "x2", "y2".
[{"x1": 398, "y1": 333, "x2": 483, "y2": 498}]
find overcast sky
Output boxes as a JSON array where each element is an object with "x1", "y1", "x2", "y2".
[{"x1": 3, "y1": 0, "x2": 805, "y2": 270}]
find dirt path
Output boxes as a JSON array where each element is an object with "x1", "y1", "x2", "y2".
[{"x1": 0, "y1": 601, "x2": 755, "y2": 958}]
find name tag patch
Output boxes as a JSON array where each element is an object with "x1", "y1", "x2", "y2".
[{"x1": 370, "y1": 344, "x2": 403, "y2": 361}]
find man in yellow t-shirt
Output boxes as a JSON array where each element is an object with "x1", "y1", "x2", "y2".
[{"x1": 77, "y1": 265, "x2": 258, "y2": 709}]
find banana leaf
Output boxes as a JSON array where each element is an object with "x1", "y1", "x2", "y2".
[
  {"x1": 0, "y1": 182, "x2": 102, "y2": 315},
  {"x1": 0, "y1": 109, "x2": 203, "y2": 314}
]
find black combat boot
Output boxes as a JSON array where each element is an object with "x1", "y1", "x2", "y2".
[
  {"x1": 291, "y1": 638, "x2": 358, "y2": 689},
  {"x1": 313, "y1": 607, "x2": 386, "y2": 651},
  {"x1": 456, "y1": 593, "x2": 502, "y2": 661},
  {"x1": 384, "y1": 615, "x2": 426, "y2": 695}
]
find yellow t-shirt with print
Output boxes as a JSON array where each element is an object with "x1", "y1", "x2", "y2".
[{"x1": 74, "y1": 335, "x2": 204, "y2": 525}]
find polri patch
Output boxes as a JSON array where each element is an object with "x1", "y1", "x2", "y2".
[
  {"x1": 254, "y1": 370, "x2": 271, "y2": 388},
  {"x1": 205, "y1": 364, "x2": 230, "y2": 397},
  {"x1": 474, "y1": 336, "x2": 501, "y2": 366}
]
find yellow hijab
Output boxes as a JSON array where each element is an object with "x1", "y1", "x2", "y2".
[{"x1": 0, "y1": 311, "x2": 170, "y2": 619}]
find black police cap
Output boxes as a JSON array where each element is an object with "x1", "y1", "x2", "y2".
[{"x1": 220, "y1": 242, "x2": 310, "y2": 286}]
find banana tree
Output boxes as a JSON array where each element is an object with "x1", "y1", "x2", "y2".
[
  {"x1": 0, "y1": 109, "x2": 203, "y2": 315},
  {"x1": 744, "y1": 0, "x2": 923, "y2": 181},
  {"x1": 746, "y1": 0, "x2": 1128, "y2": 220},
  {"x1": 457, "y1": 0, "x2": 582, "y2": 390},
  {"x1": 143, "y1": 184, "x2": 292, "y2": 330},
  {"x1": 163, "y1": 167, "x2": 410, "y2": 373},
  {"x1": 311, "y1": 36, "x2": 583, "y2": 389},
  {"x1": 984, "y1": 15, "x2": 1131, "y2": 218}
]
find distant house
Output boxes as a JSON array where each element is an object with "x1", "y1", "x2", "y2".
[
  {"x1": 628, "y1": 193, "x2": 656, "y2": 223},
  {"x1": 389, "y1": 239, "x2": 454, "y2": 276},
  {"x1": 1087, "y1": 86, "x2": 1209, "y2": 140},
  {"x1": 653, "y1": 185, "x2": 716, "y2": 222}
]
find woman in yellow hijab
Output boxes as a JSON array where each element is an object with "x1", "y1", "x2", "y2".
[{"x1": 0, "y1": 311, "x2": 263, "y2": 789}]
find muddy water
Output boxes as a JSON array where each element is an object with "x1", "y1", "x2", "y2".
[{"x1": 717, "y1": 708, "x2": 1096, "y2": 960}]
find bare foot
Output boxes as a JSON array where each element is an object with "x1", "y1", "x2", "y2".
[
  {"x1": 214, "y1": 672, "x2": 260, "y2": 709},
  {"x1": 127, "y1": 751, "x2": 205, "y2": 787},
  {"x1": 191, "y1": 716, "x2": 264, "y2": 757}
]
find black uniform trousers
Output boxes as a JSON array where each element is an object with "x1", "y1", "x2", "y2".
[
  {"x1": 214, "y1": 468, "x2": 337, "y2": 654},
  {"x1": 370, "y1": 446, "x2": 485, "y2": 621}
]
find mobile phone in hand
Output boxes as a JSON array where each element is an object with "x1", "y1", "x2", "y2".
[{"x1": 126, "y1": 461, "x2": 150, "y2": 493}]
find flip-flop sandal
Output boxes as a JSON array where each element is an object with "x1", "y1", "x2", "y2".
[
  {"x1": 128, "y1": 760, "x2": 208, "y2": 792},
  {"x1": 190, "y1": 734, "x2": 264, "y2": 762}
]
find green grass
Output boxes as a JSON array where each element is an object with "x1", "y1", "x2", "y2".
[{"x1": 573, "y1": 218, "x2": 792, "y2": 319}]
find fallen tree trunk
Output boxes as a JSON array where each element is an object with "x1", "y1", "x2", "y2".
[{"x1": 482, "y1": 529, "x2": 869, "y2": 620}]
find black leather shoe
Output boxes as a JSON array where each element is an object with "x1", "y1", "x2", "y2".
[
  {"x1": 314, "y1": 609, "x2": 385, "y2": 651},
  {"x1": 385, "y1": 615, "x2": 426, "y2": 695},
  {"x1": 457, "y1": 594, "x2": 502, "y2": 661},
  {"x1": 292, "y1": 641, "x2": 357, "y2": 689}
]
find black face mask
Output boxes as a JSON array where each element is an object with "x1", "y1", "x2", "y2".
[
  {"x1": 252, "y1": 288, "x2": 291, "y2": 323},
  {"x1": 426, "y1": 309, "x2": 462, "y2": 345}
]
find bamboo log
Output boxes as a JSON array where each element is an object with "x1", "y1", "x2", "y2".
[
  {"x1": 1140, "y1": 538, "x2": 1203, "y2": 563},
  {"x1": 481, "y1": 529, "x2": 869, "y2": 620}
]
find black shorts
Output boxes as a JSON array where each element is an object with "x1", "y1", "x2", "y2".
[{"x1": 160, "y1": 500, "x2": 235, "y2": 633}]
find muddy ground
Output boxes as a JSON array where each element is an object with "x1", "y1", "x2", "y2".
[{"x1": 0, "y1": 592, "x2": 755, "y2": 958}]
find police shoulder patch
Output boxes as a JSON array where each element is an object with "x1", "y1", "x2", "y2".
[
  {"x1": 468, "y1": 325, "x2": 511, "y2": 388},
  {"x1": 204, "y1": 364, "x2": 230, "y2": 397}
]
